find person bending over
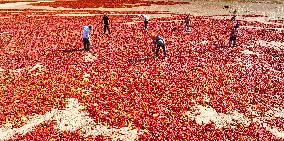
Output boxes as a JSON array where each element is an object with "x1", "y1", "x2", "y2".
[{"x1": 153, "y1": 34, "x2": 166, "y2": 57}]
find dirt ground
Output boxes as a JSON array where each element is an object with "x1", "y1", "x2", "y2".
[{"x1": 0, "y1": 0, "x2": 283, "y2": 19}]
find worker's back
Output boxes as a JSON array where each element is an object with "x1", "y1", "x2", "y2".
[
  {"x1": 155, "y1": 36, "x2": 165, "y2": 45},
  {"x1": 82, "y1": 26, "x2": 91, "y2": 39}
]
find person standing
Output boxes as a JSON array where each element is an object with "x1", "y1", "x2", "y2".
[
  {"x1": 141, "y1": 14, "x2": 150, "y2": 30},
  {"x1": 233, "y1": 19, "x2": 240, "y2": 29},
  {"x1": 82, "y1": 25, "x2": 92, "y2": 51},
  {"x1": 184, "y1": 15, "x2": 191, "y2": 31},
  {"x1": 153, "y1": 34, "x2": 166, "y2": 57},
  {"x1": 229, "y1": 20, "x2": 240, "y2": 47},
  {"x1": 231, "y1": 9, "x2": 237, "y2": 21},
  {"x1": 103, "y1": 13, "x2": 110, "y2": 34}
]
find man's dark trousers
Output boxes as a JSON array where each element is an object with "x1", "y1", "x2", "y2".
[
  {"x1": 229, "y1": 35, "x2": 237, "y2": 47},
  {"x1": 104, "y1": 24, "x2": 110, "y2": 34},
  {"x1": 155, "y1": 43, "x2": 166, "y2": 57},
  {"x1": 83, "y1": 38, "x2": 90, "y2": 51},
  {"x1": 144, "y1": 21, "x2": 148, "y2": 29}
]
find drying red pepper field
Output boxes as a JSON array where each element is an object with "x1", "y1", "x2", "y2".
[{"x1": 0, "y1": 0, "x2": 284, "y2": 140}]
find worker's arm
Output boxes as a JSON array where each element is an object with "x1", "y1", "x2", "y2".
[
  {"x1": 88, "y1": 29, "x2": 92, "y2": 45},
  {"x1": 153, "y1": 38, "x2": 157, "y2": 45},
  {"x1": 161, "y1": 37, "x2": 166, "y2": 45}
]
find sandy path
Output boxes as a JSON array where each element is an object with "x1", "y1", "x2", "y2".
[{"x1": 0, "y1": 0, "x2": 283, "y2": 18}]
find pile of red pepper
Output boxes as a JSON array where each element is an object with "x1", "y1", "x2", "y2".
[{"x1": 0, "y1": 10, "x2": 283, "y2": 140}]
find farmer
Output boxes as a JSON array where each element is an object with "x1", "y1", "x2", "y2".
[
  {"x1": 231, "y1": 9, "x2": 237, "y2": 21},
  {"x1": 82, "y1": 25, "x2": 92, "y2": 51},
  {"x1": 233, "y1": 9, "x2": 237, "y2": 15},
  {"x1": 153, "y1": 34, "x2": 166, "y2": 57},
  {"x1": 229, "y1": 20, "x2": 240, "y2": 47},
  {"x1": 233, "y1": 19, "x2": 240, "y2": 29},
  {"x1": 103, "y1": 13, "x2": 110, "y2": 34},
  {"x1": 141, "y1": 14, "x2": 150, "y2": 30},
  {"x1": 184, "y1": 15, "x2": 191, "y2": 31}
]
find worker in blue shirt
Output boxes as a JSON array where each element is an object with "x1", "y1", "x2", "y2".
[{"x1": 82, "y1": 25, "x2": 92, "y2": 51}]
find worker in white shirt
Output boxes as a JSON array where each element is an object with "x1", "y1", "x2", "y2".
[
  {"x1": 152, "y1": 34, "x2": 166, "y2": 57},
  {"x1": 141, "y1": 14, "x2": 150, "y2": 30},
  {"x1": 82, "y1": 25, "x2": 92, "y2": 51}
]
